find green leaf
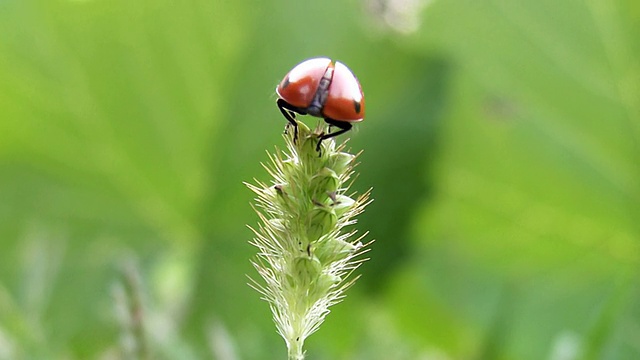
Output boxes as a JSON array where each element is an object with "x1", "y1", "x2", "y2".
[{"x1": 391, "y1": 0, "x2": 640, "y2": 358}]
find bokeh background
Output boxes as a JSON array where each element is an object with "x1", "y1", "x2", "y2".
[{"x1": 1, "y1": 0, "x2": 639, "y2": 358}]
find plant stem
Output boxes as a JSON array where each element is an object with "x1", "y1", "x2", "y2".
[{"x1": 247, "y1": 121, "x2": 371, "y2": 359}]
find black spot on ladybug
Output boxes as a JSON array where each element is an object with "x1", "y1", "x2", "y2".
[{"x1": 354, "y1": 100, "x2": 361, "y2": 114}]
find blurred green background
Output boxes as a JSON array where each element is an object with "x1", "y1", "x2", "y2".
[{"x1": 1, "y1": 0, "x2": 639, "y2": 358}]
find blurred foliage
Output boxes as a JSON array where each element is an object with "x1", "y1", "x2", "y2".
[{"x1": 0, "y1": 0, "x2": 639, "y2": 359}]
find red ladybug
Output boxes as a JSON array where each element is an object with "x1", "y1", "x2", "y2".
[{"x1": 276, "y1": 57, "x2": 365, "y2": 150}]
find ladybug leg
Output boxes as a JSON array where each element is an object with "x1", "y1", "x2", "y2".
[
  {"x1": 277, "y1": 99, "x2": 305, "y2": 143},
  {"x1": 317, "y1": 118, "x2": 352, "y2": 151}
]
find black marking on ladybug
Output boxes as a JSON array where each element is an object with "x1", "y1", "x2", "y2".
[
  {"x1": 307, "y1": 65, "x2": 334, "y2": 117},
  {"x1": 354, "y1": 100, "x2": 361, "y2": 114}
]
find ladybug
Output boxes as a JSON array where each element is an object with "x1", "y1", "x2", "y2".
[{"x1": 276, "y1": 57, "x2": 365, "y2": 150}]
